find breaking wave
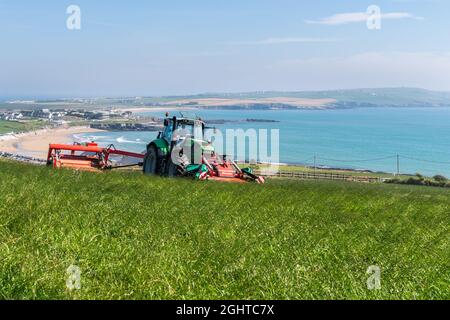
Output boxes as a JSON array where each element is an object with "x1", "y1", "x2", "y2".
[{"x1": 116, "y1": 136, "x2": 147, "y2": 145}]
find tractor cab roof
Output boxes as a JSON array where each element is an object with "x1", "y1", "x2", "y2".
[
  {"x1": 164, "y1": 113, "x2": 206, "y2": 127},
  {"x1": 173, "y1": 117, "x2": 204, "y2": 125},
  {"x1": 167, "y1": 111, "x2": 204, "y2": 121}
]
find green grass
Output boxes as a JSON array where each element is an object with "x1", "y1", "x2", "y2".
[
  {"x1": 253, "y1": 163, "x2": 404, "y2": 179},
  {"x1": 0, "y1": 120, "x2": 47, "y2": 134},
  {"x1": 0, "y1": 159, "x2": 448, "y2": 300}
]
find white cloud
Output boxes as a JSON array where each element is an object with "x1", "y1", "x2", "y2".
[
  {"x1": 227, "y1": 37, "x2": 339, "y2": 45},
  {"x1": 306, "y1": 12, "x2": 423, "y2": 25}
]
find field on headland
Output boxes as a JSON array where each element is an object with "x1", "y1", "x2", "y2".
[
  {"x1": 0, "y1": 160, "x2": 448, "y2": 300},
  {"x1": 0, "y1": 120, "x2": 46, "y2": 135},
  {"x1": 159, "y1": 97, "x2": 337, "y2": 109}
]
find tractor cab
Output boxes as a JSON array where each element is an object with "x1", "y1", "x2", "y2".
[{"x1": 159, "y1": 114, "x2": 205, "y2": 144}]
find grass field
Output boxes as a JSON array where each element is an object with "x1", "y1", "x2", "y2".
[
  {"x1": 0, "y1": 120, "x2": 47, "y2": 134},
  {"x1": 0, "y1": 160, "x2": 448, "y2": 300},
  {"x1": 254, "y1": 163, "x2": 405, "y2": 179}
]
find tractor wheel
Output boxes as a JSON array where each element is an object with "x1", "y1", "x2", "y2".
[
  {"x1": 143, "y1": 145, "x2": 159, "y2": 175},
  {"x1": 167, "y1": 159, "x2": 178, "y2": 178}
]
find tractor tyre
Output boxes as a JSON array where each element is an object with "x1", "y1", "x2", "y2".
[
  {"x1": 167, "y1": 159, "x2": 178, "y2": 178},
  {"x1": 143, "y1": 145, "x2": 159, "y2": 175}
]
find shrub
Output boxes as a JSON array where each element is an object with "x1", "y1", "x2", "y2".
[
  {"x1": 433, "y1": 175, "x2": 447, "y2": 182},
  {"x1": 385, "y1": 175, "x2": 450, "y2": 188}
]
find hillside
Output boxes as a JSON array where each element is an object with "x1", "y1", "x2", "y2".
[
  {"x1": 0, "y1": 160, "x2": 448, "y2": 299},
  {"x1": 2, "y1": 88, "x2": 450, "y2": 110},
  {"x1": 0, "y1": 120, "x2": 45, "y2": 135},
  {"x1": 171, "y1": 88, "x2": 450, "y2": 109}
]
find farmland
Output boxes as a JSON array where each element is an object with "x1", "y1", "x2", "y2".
[
  {"x1": 0, "y1": 120, "x2": 46, "y2": 135},
  {"x1": 0, "y1": 159, "x2": 448, "y2": 299}
]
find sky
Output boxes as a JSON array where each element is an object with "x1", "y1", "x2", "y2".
[{"x1": 1, "y1": 0, "x2": 450, "y2": 98}]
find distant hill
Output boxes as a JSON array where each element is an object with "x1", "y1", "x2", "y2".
[
  {"x1": 2, "y1": 88, "x2": 450, "y2": 110},
  {"x1": 172, "y1": 88, "x2": 450, "y2": 109}
]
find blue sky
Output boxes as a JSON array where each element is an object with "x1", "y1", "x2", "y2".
[{"x1": 1, "y1": 0, "x2": 449, "y2": 98}]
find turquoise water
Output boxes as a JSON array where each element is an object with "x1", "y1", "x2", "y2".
[{"x1": 75, "y1": 108, "x2": 450, "y2": 177}]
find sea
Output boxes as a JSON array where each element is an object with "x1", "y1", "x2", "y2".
[{"x1": 74, "y1": 107, "x2": 450, "y2": 177}]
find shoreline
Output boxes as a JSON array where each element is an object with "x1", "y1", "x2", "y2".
[
  {"x1": 0, "y1": 126, "x2": 104, "y2": 160},
  {"x1": 0, "y1": 125, "x2": 393, "y2": 178},
  {"x1": 0, "y1": 125, "x2": 409, "y2": 178}
]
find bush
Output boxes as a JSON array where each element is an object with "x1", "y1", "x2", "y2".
[
  {"x1": 405, "y1": 177, "x2": 425, "y2": 186},
  {"x1": 385, "y1": 173, "x2": 450, "y2": 188},
  {"x1": 433, "y1": 175, "x2": 447, "y2": 182}
]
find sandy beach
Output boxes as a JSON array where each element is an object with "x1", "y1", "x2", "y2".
[{"x1": 0, "y1": 126, "x2": 104, "y2": 160}]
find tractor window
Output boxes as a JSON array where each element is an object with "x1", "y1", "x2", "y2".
[
  {"x1": 193, "y1": 123, "x2": 203, "y2": 140},
  {"x1": 178, "y1": 122, "x2": 203, "y2": 139},
  {"x1": 163, "y1": 120, "x2": 173, "y2": 141}
]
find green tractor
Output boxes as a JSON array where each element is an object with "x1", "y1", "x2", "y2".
[{"x1": 143, "y1": 114, "x2": 265, "y2": 183}]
